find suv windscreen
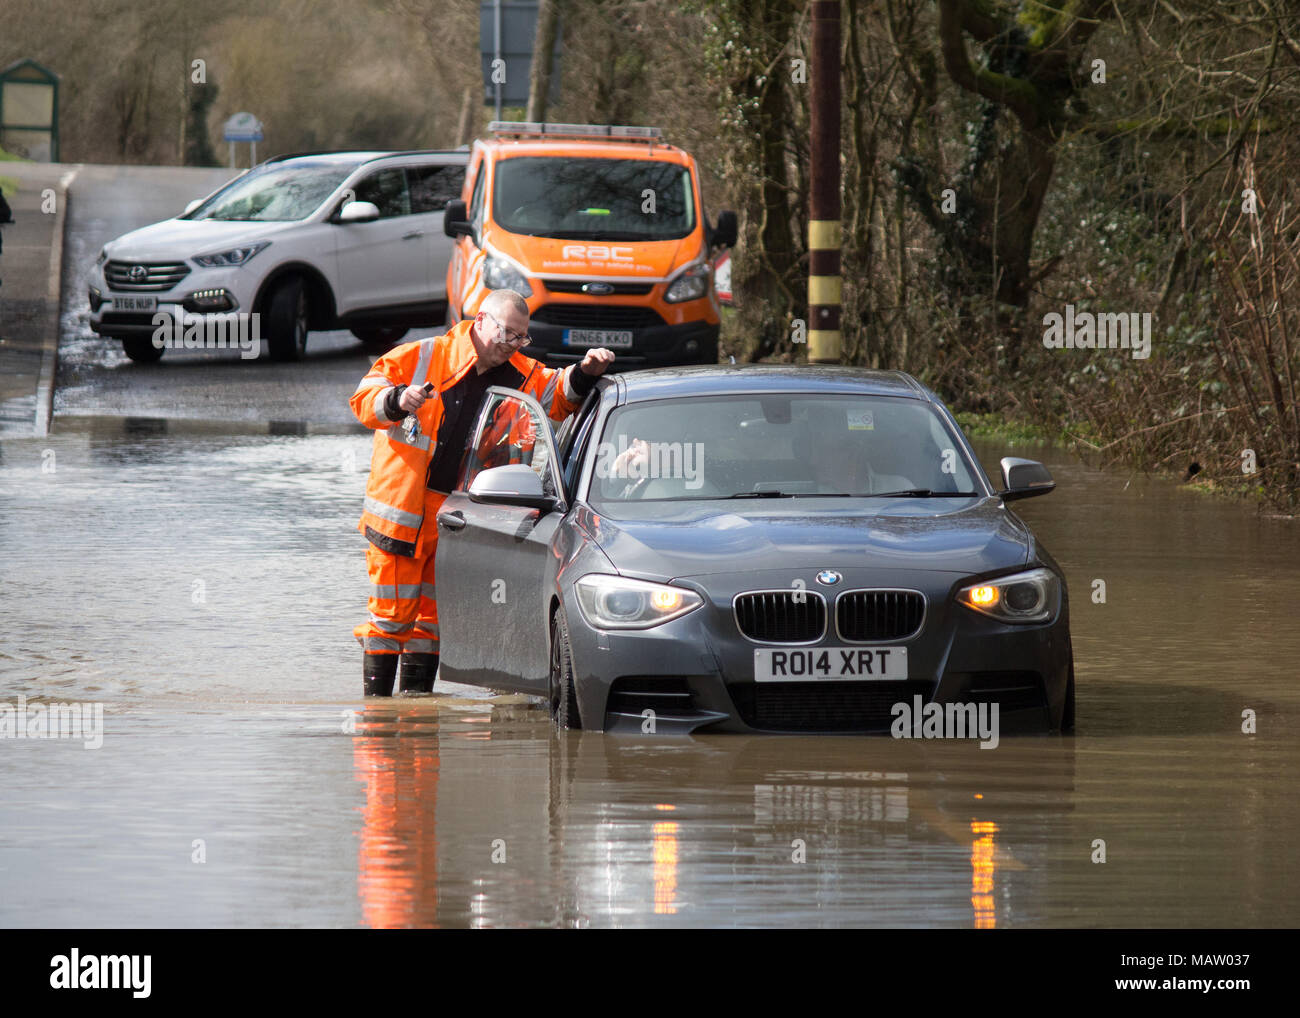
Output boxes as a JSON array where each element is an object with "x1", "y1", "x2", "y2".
[
  {"x1": 188, "y1": 162, "x2": 358, "y2": 222},
  {"x1": 492, "y1": 157, "x2": 694, "y2": 240}
]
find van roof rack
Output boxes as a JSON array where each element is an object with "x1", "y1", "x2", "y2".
[{"x1": 487, "y1": 122, "x2": 663, "y2": 143}]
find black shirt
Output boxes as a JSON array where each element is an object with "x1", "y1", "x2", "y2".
[
  {"x1": 425, "y1": 359, "x2": 521, "y2": 493},
  {"x1": 384, "y1": 357, "x2": 595, "y2": 494}
]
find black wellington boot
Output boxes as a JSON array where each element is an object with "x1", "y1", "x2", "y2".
[
  {"x1": 398, "y1": 652, "x2": 440, "y2": 695},
  {"x1": 363, "y1": 653, "x2": 399, "y2": 697}
]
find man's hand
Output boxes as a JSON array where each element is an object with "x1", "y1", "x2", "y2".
[
  {"x1": 399, "y1": 382, "x2": 434, "y2": 413},
  {"x1": 579, "y1": 348, "x2": 615, "y2": 375}
]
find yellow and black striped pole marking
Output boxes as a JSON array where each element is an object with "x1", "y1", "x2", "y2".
[{"x1": 808, "y1": 0, "x2": 842, "y2": 363}]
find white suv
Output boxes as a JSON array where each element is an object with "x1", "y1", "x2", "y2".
[{"x1": 88, "y1": 149, "x2": 468, "y2": 362}]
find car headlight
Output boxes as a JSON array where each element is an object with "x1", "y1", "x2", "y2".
[
  {"x1": 664, "y1": 262, "x2": 710, "y2": 303},
  {"x1": 192, "y1": 240, "x2": 270, "y2": 267},
  {"x1": 482, "y1": 255, "x2": 533, "y2": 297},
  {"x1": 958, "y1": 567, "x2": 1060, "y2": 624},
  {"x1": 574, "y1": 574, "x2": 703, "y2": 630}
]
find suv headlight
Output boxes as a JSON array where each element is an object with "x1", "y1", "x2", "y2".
[
  {"x1": 482, "y1": 255, "x2": 533, "y2": 297},
  {"x1": 574, "y1": 574, "x2": 703, "y2": 630},
  {"x1": 958, "y1": 567, "x2": 1060, "y2": 624},
  {"x1": 664, "y1": 262, "x2": 710, "y2": 303},
  {"x1": 193, "y1": 240, "x2": 270, "y2": 267}
]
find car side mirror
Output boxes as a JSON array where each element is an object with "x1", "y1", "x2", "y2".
[
  {"x1": 182, "y1": 198, "x2": 203, "y2": 216},
  {"x1": 468, "y1": 464, "x2": 556, "y2": 511},
  {"x1": 444, "y1": 199, "x2": 472, "y2": 237},
  {"x1": 999, "y1": 457, "x2": 1056, "y2": 501},
  {"x1": 338, "y1": 200, "x2": 380, "y2": 224},
  {"x1": 711, "y1": 210, "x2": 737, "y2": 249}
]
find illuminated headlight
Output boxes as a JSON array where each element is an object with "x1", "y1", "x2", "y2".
[
  {"x1": 183, "y1": 288, "x2": 236, "y2": 312},
  {"x1": 664, "y1": 263, "x2": 709, "y2": 303},
  {"x1": 192, "y1": 240, "x2": 269, "y2": 267},
  {"x1": 958, "y1": 568, "x2": 1060, "y2": 624},
  {"x1": 482, "y1": 255, "x2": 533, "y2": 297},
  {"x1": 574, "y1": 574, "x2": 702, "y2": 630}
]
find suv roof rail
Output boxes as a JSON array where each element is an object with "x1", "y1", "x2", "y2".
[
  {"x1": 260, "y1": 148, "x2": 468, "y2": 165},
  {"x1": 486, "y1": 122, "x2": 663, "y2": 143}
]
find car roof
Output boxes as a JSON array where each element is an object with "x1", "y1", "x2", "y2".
[{"x1": 606, "y1": 364, "x2": 934, "y2": 405}]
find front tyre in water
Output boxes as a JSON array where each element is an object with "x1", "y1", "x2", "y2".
[
  {"x1": 549, "y1": 606, "x2": 582, "y2": 729},
  {"x1": 266, "y1": 276, "x2": 309, "y2": 361},
  {"x1": 121, "y1": 336, "x2": 164, "y2": 363}
]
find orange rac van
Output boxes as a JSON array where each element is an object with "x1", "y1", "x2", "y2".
[{"x1": 443, "y1": 122, "x2": 736, "y2": 368}]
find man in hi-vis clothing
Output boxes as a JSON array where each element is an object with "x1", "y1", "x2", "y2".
[{"x1": 349, "y1": 289, "x2": 614, "y2": 696}]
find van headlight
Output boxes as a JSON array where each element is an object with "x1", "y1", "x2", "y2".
[
  {"x1": 482, "y1": 255, "x2": 533, "y2": 297},
  {"x1": 193, "y1": 240, "x2": 270, "y2": 267},
  {"x1": 664, "y1": 263, "x2": 710, "y2": 303},
  {"x1": 574, "y1": 574, "x2": 702, "y2": 629},
  {"x1": 958, "y1": 568, "x2": 1060, "y2": 624}
]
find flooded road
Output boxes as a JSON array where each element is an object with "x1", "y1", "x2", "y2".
[{"x1": 2, "y1": 421, "x2": 1296, "y2": 927}]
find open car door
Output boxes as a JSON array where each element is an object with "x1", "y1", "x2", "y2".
[{"x1": 433, "y1": 386, "x2": 567, "y2": 695}]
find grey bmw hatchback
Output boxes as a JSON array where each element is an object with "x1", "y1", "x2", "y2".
[{"x1": 433, "y1": 365, "x2": 1073, "y2": 735}]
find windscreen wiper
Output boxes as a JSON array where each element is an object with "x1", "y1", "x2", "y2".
[
  {"x1": 725, "y1": 490, "x2": 794, "y2": 499},
  {"x1": 873, "y1": 489, "x2": 981, "y2": 497}
]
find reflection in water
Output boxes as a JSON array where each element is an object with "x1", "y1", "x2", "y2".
[
  {"x1": 352, "y1": 707, "x2": 441, "y2": 929},
  {"x1": 653, "y1": 808, "x2": 679, "y2": 916},
  {"x1": 970, "y1": 820, "x2": 998, "y2": 929}
]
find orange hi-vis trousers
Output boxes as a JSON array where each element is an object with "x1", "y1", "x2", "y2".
[{"x1": 354, "y1": 489, "x2": 447, "y2": 655}]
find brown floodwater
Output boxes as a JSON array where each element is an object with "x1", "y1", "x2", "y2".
[{"x1": 1, "y1": 418, "x2": 1297, "y2": 927}]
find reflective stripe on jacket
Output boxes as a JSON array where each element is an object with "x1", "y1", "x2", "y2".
[{"x1": 350, "y1": 319, "x2": 583, "y2": 555}]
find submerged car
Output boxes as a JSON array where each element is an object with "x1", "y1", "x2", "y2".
[{"x1": 434, "y1": 365, "x2": 1074, "y2": 735}]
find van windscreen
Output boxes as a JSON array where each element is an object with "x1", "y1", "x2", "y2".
[{"x1": 492, "y1": 157, "x2": 695, "y2": 240}]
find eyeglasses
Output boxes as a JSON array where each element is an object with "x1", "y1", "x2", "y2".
[{"x1": 483, "y1": 310, "x2": 531, "y2": 348}]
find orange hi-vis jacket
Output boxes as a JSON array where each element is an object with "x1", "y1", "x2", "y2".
[{"x1": 349, "y1": 319, "x2": 585, "y2": 556}]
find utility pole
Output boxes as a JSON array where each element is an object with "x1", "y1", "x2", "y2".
[
  {"x1": 808, "y1": 0, "x2": 842, "y2": 363},
  {"x1": 526, "y1": 0, "x2": 560, "y2": 123}
]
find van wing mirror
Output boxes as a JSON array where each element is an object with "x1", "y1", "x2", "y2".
[
  {"x1": 444, "y1": 199, "x2": 472, "y2": 237},
  {"x1": 711, "y1": 210, "x2": 737, "y2": 249}
]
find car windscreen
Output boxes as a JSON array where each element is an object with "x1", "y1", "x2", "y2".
[
  {"x1": 187, "y1": 162, "x2": 357, "y2": 222},
  {"x1": 492, "y1": 156, "x2": 695, "y2": 240},
  {"x1": 588, "y1": 394, "x2": 984, "y2": 503}
]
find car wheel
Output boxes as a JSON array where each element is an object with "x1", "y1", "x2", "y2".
[
  {"x1": 266, "y1": 276, "x2": 309, "y2": 361},
  {"x1": 1061, "y1": 658, "x2": 1075, "y2": 733},
  {"x1": 549, "y1": 606, "x2": 582, "y2": 730},
  {"x1": 121, "y1": 336, "x2": 164, "y2": 363},
  {"x1": 351, "y1": 326, "x2": 408, "y2": 350}
]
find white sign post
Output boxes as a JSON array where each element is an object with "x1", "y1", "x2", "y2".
[{"x1": 223, "y1": 112, "x2": 264, "y2": 169}]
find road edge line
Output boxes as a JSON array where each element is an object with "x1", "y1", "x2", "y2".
[{"x1": 35, "y1": 166, "x2": 79, "y2": 438}]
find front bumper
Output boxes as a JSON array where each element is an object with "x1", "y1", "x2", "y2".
[
  {"x1": 88, "y1": 262, "x2": 255, "y2": 339},
  {"x1": 563, "y1": 568, "x2": 1071, "y2": 736}
]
